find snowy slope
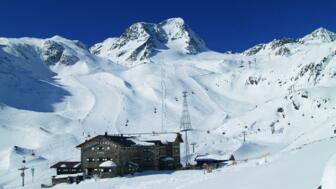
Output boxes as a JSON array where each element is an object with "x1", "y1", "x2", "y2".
[
  {"x1": 320, "y1": 150, "x2": 336, "y2": 189},
  {"x1": 1, "y1": 18, "x2": 336, "y2": 188}
]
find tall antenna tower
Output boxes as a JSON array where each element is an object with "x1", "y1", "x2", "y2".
[
  {"x1": 180, "y1": 91, "x2": 192, "y2": 166},
  {"x1": 161, "y1": 58, "x2": 167, "y2": 132}
]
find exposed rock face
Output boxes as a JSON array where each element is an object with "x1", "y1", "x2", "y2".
[
  {"x1": 244, "y1": 38, "x2": 296, "y2": 56},
  {"x1": 246, "y1": 75, "x2": 261, "y2": 85},
  {"x1": 275, "y1": 47, "x2": 291, "y2": 56},
  {"x1": 59, "y1": 54, "x2": 80, "y2": 65},
  {"x1": 243, "y1": 44, "x2": 265, "y2": 56},
  {"x1": 42, "y1": 40, "x2": 64, "y2": 65},
  {"x1": 269, "y1": 38, "x2": 296, "y2": 50},
  {"x1": 295, "y1": 52, "x2": 336, "y2": 85},
  {"x1": 42, "y1": 40, "x2": 79, "y2": 65}
]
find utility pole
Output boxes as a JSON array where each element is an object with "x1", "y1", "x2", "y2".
[
  {"x1": 270, "y1": 122, "x2": 275, "y2": 134},
  {"x1": 191, "y1": 142, "x2": 196, "y2": 153},
  {"x1": 18, "y1": 157, "x2": 29, "y2": 187},
  {"x1": 242, "y1": 131, "x2": 246, "y2": 143},
  {"x1": 31, "y1": 167, "x2": 35, "y2": 183},
  {"x1": 180, "y1": 91, "x2": 193, "y2": 167}
]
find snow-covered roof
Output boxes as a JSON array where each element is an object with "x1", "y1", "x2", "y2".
[
  {"x1": 50, "y1": 161, "x2": 81, "y2": 168},
  {"x1": 195, "y1": 154, "x2": 233, "y2": 161},
  {"x1": 99, "y1": 160, "x2": 117, "y2": 168},
  {"x1": 135, "y1": 133, "x2": 182, "y2": 144},
  {"x1": 128, "y1": 138, "x2": 154, "y2": 146},
  {"x1": 77, "y1": 133, "x2": 182, "y2": 148},
  {"x1": 54, "y1": 173, "x2": 83, "y2": 179},
  {"x1": 161, "y1": 157, "x2": 174, "y2": 161},
  {"x1": 74, "y1": 163, "x2": 81, "y2": 168}
]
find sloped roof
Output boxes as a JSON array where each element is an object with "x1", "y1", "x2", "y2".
[
  {"x1": 160, "y1": 157, "x2": 174, "y2": 161},
  {"x1": 137, "y1": 133, "x2": 183, "y2": 144},
  {"x1": 76, "y1": 135, "x2": 135, "y2": 148},
  {"x1": 76, "y1": 133, "x2": 183, "y2": 148},
  {"x1": 195, "y1": 154, "x2": 235, "y2": 161},
  {"x1": 50, "y1": 161, "x2": 81, "y2": 168}
]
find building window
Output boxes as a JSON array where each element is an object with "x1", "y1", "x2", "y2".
[
  {"x1": 98, "y1": 146, "x2": 104, "y2": 150},
  {"x1": 87, "y1": 158, "x2": 95, "y2": 162},
  {"x1": 91, "y1": 147, "x2": 95, "y2": 151},
  {"x1": 143, "y1": 148, "x2": 150, "y2": 152},
  {"x1": 107, "y1": 146, "x2": 110, "y2": 150},
  {"x1": 144, "y1": 157, "x2": 152, "y2": 161}
]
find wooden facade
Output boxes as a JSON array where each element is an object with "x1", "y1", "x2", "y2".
[{"x1": 76, "y1": 133, "x2": 183, "y2": 178}]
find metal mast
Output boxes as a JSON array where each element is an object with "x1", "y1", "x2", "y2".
[{"x1": 180, "y1": 91, "x2": 192, "y2": 166}]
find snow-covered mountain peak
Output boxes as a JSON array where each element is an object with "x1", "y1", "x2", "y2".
[
  {"x1": 159, "y1": 17, "x2": 186, "y2": 39},
  {"x1": 90, "y1": 18, "x2": 207, "y2": 67},
  {"x1": 244, "y1": 27, "x2": 336, "y2": 56},
  {"x1": 161, "y1": 17, "x2": 185, "y2": 25},
  {"x1": 159, "y1": 17, "x2": 207, "y2": 53},
  {"x1": 300, "y1": 27, "x2": 336, "y2": 43}
]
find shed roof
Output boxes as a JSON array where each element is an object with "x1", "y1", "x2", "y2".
[
  {"x1": 50, "y1": 161, "x2": 81, "y2": 169},
  {"x1": 195, "y1": 154, "x2": 235, "y2": 162},
  {"x1": 54, "y1": 173, "x2": 83, "y2": 179}
]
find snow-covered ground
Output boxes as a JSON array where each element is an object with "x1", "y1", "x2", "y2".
[
  {"x1": 1, "y1": 18, "x2": 336, "y2": 188},
  {"x1": 321, "y1": 150, "x2": 336, "y2": 189}
]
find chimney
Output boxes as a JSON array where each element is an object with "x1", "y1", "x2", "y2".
[{"x1": 105, "y1": 131, "x2": 108, "y2": 136}]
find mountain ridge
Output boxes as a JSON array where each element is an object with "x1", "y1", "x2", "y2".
[{"x1": 1, "y1": 18, "x2": 336, "y2": 189}]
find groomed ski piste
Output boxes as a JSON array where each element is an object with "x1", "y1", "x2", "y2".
[{"x1": 1, "y1": 18, "x2": 336, "y2": 188}]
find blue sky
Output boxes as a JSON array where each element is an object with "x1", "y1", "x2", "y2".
[{"x1": 0, "y1": 0, "x2": 335, "y2": 52}]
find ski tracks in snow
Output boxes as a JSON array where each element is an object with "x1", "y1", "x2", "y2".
[{"x1": 75, "y1": 72, "x2": 124, "y2": 135}]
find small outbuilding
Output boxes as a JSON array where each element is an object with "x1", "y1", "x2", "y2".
[
  {"x1": 50, "y1": 161, "x2": 83, "y2": 185},
  {"x1": 195, "y1": 154, "x2": 235, "y2": 169}
]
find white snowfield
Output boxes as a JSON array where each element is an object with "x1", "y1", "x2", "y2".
[
  {"x1": 321, "y1": 152, "x2": 336, "y2": 189},
  {"x1": 0, "y1": 18, "x2": 336, "y2": 188}
]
